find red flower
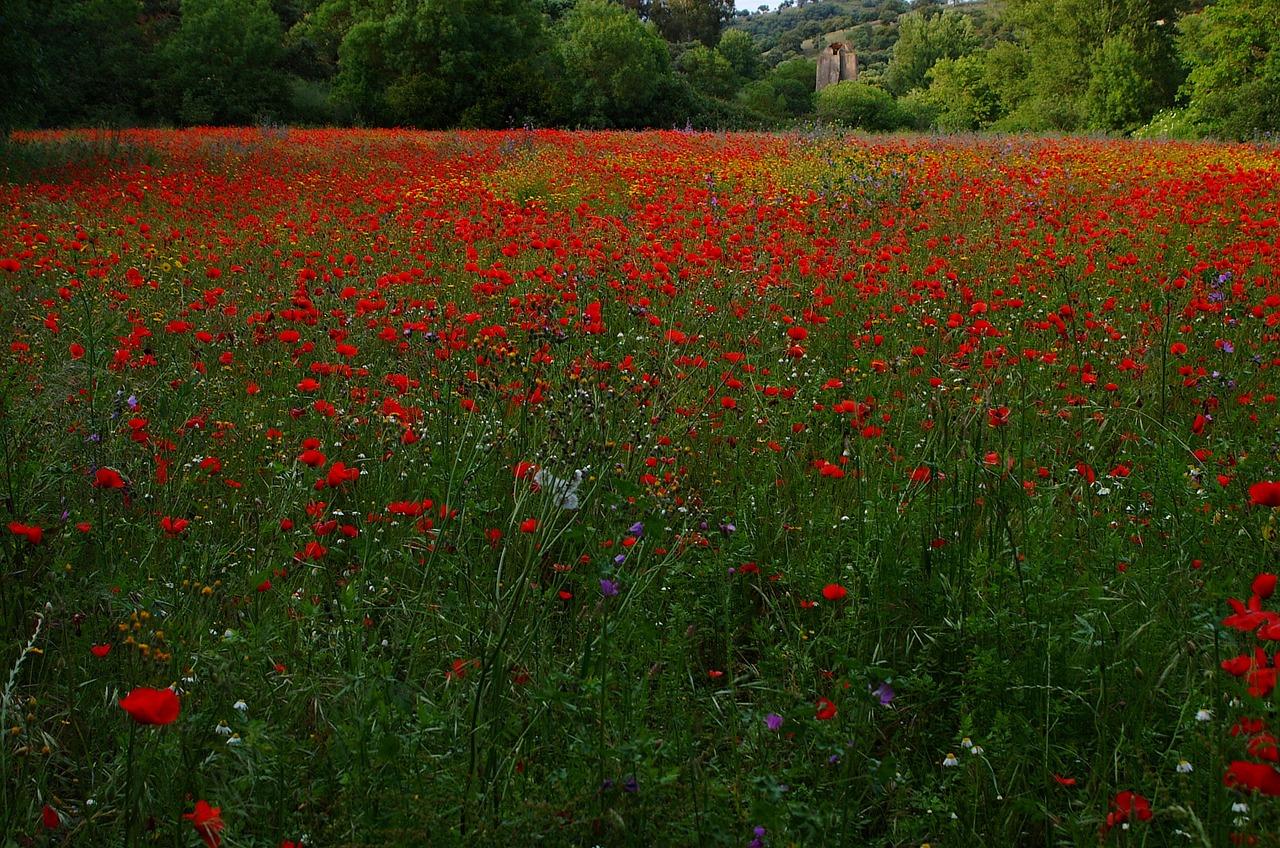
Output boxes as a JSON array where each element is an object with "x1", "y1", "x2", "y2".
[
  {"x1": 1254, "y1": 574, "x2": 1278, "y2": 601},
  {"x1": 118, "y1": 687, "x2": 180, "y2": 725},
  {"x1": 1250, "y1": 482, "x2": 1280, "y2": 507},
  {"x1": 325, "y1": 461, "x2": 359, "y2": 488},
  {"x1": 183, "y1": 800, "x2": 224, "y2": 848},
  {"x1": 42, "y1": 804, "x2": 59, "y2": 829},
  {"x1": 1103, "y1": 791, "x2": 1152, "y2": 833},
  {"x1": 821, "y1": 584, "x2": 847, "y2": 601},
  {"x1": 93, "y1": 468, "x2": 125, "y2": 489},
  {"x1": 520, "y1": 518, "x2": 538, "y2": 533},
  {"x1": 296, "y1": 541, "x2": 327, "y2": 562},
  {"x1": 814, "y1": 698, "x2": 837, "y2": 720},
  {"x1": 7, "y1": 521, "x2": 42, "y2": 544},
  {"x1": 1248, "y1": 666, "x2": 1277, "y2": 698},
  {"x1": 160, "y1": 516, "x2": 189, "y2": 536},
  {"x1": 1225, "y1": 761, "x2": 1280, "y2": 796},
  {"x1": 298, "y1": 449, "x2": 327, "y2": 468},
  {"x1": 91, "y1": 645, "x2": 111, "y2": 658}
]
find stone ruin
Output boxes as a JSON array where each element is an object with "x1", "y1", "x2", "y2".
[{"x1": 816, "y1": 42, "x2": 858, "y2": 91}]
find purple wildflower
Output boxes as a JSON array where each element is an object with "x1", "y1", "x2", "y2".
[{"x1": 871, "y1": 681, "x2": 895, "y2": 706}]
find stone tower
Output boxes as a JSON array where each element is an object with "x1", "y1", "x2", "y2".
[{"x1": 816, "y1": 43, "x2": 858, "y2": 91}]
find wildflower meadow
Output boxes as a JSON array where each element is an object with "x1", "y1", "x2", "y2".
[{"x1": 4, "y1": 128, "x2": 1280, "y2": 847}]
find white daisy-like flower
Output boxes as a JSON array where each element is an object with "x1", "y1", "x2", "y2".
[
  {"x1": 1195, "y1": 709, "x2": 1212, "y2": 722},
  {"x1": 942, "y1": 753, "x2": 959, "y2": 767},
  {"x1": 1176, "y1": 759, "x2": 1193, "y2": 774},
  {"x1": 233, "y1": 700, "x2": 248, "y2": 711},
  {"x1": 214, "y1": 721, "x2": 232, "y2": 736},
  {"x1": 226, "y1": 733, "x2": 243, "y2": 745}
]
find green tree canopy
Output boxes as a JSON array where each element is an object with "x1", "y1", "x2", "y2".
[
  {"x1": 321, "y1": 0, "x2": 544, "y2": 127},
  {"x1": 42, "y1": 0, "x2": 147, "y2": 127},
  {"x1": 155, "y1": 0, "x2": 288, "y2": 124},
  {"x1": 883, "y1": 9, "x2": 979, "y2": 96},
  {"x1": 717, "y1": 29, "x2": 763, "y2": 82},
  {"x1": 1179, "y1": 0, "x2": 1280, "y2": 139},
  {"x1": 553, "y1": 0, "x2": 673, "y2": 127}
]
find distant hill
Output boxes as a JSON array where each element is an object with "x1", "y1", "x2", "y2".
[{"x1": 730, "y1": 0, "x2": 994, "y2": 74}]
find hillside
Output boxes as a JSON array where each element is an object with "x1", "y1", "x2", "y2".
[{"x1": 730, "y1": 0, "x2": 998, "y2": 74}]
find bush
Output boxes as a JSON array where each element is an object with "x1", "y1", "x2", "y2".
[{"x1": 814, "y1": 81, "x2": 908, "y2": 131}]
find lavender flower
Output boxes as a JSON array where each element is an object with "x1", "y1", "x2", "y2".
[
  {"x1": 871, "y1": 681, "x2": 895, "y2": 706},
  {"x1": 600, "y1": 578, "x2": 620, "y2": 597}
]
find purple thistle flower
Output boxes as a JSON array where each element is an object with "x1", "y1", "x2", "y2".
[{"x1": 765, "y1": 713, "x2": 783, "y2": 731}]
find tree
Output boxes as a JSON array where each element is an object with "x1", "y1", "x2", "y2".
[
  {"x1": 154, "y1": 0, "x2": 287, "y2": 124},
  {"x1": 1179, "y1": 0, "x2": 1280, "y2": 139},
  {"x1": 553, "y1": 0, "x2": 673, "y2": 127},
  {"x1": 41, "y1": 0, "x2": 147, "y2": 127},
  {"x1": 328, "y1": 0, "x2": 547, "y2": 127},
  {"x1": 883, "y1": 9, "x2": 979, "y2": 96},
  {"x1": 717, "y1": 29, "x2": 763, "y2": 82},
  {"x1": 678, "y1": 45, "x2": 737, "y2": 99},
  {"x1": 1085, "y1": 35, "x2": 1155, "y2": 131},
  {"x1": 652, "y1": 0, "x2": 732, "y2": 47},
  {"x1": 766, "y1": 56, "x2": 816, "y2": 117},
  {"x1": 1004, "y1": 0, "x2": 1184, "y2": 131},
  {"x1": 0, "y1": 0, "x2": 43, "y2": 133},
  {"x1": 905, "y1": 51, "x2": 1001, "y2": 131}
]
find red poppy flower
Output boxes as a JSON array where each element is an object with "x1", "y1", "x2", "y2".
[
  {"x1": 520, "y1": 518, "x2": 538, "y2": 533},
  {"x1": 325, "y1": 462, "x2": 359, "y2": 488},
  {"x1": 1250, "y1": 482, "x2": 1280, "y2": 507},
  {"x1": 296, "y1": 541, "x2": 327, "y2": 562},
  {"x1": 42, "y1": 804, "x2": 59, "y2": 829},
  {"x1": 1225, "y1": 760, "x2": 1280, "y2": 796},
  {"x1": 7, "y1": 521, "x2": 42, "y2": 544},
  {"x1": 118, "y1": 687, "x2": 180, "y2": 725},
  {"x1": 90, "y1": 644, "x2": 111, "y2": 658},
  {"x1": 93, "y1": 468, "x2": 125, "y2": 489},
  {"x1": 1103, "y1": 790, "x2": 1152, "y2": 833},
  {"x1": 298, "y1": 449, "x2": 326, "y2": 468},
  {"x1": 183, "y1": 800, "x2": 224, "y2": 848},
  {"x1": 160, "y1": 516, "x2": 189, "y2": 536},
  {"x1": 821, "y1": 584, "x2": 847, "y2": 601},
  {"x1": 1254, "y1": 574, "x2": 1278, "y2": 601},
  {"x1": 815, "y1": 698, "x2": 837, "y2": 720}
]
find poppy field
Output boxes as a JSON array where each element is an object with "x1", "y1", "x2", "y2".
[{"x1": 5, "y1": 128, "x2": 1280, "y2": 847}]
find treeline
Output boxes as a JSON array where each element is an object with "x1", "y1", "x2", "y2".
[
  {"x1": 0, "y1": 0, "x2": 793, "y2": 132},
  {"x1": 808, "y1": 0, "x2": 1279, "y2": 141},
  {"x1": 1, "y1": 0, "x2": 1277, "y2": 139}
]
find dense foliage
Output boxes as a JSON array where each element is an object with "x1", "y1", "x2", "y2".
[
  {"x1": 1, "y1": 0, "x2": 1279, "y2": 138},
  {"x1": 3, "y1": 126, "x2": 1280, "y2": 846}
]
